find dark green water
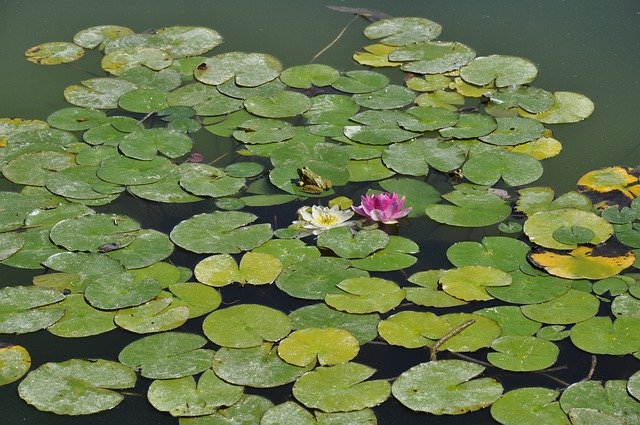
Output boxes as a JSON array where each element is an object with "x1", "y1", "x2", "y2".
[{"x1": 0, "y1": 1, "x2": 639, "y2": 424}]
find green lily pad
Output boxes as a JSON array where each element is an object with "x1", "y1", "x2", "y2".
[
  {"x1": 168, "y1": 282, "x2": 221, "y2": 319},
  {"x1": 0, "y1": 286, "x2": 65, "y2": 334},
  {"x1": 391, "y1": 360, "x2": 503, "y2": 414},
  {"x1": 346, "y1": 158, "x2": 395, "y2": 182},
  {"x1": 516, "y1": 187, "x2": 592, "y2": 217},
  {"x1": 349, "y1": 235, "x2": 419, "y2": 272},
  {"x1": 0, "y1": 344, "x2": 31, "y2": 386},
  {"x1": 96, "y1": 155, "x2": 174, "y2": 186},
  {"x1": 317, "y1": 227, "x2": 389, "y2": 259},
  {"x1": 278, "y1": 328, "x2": 360, "y2": 367},
  {"x1": 118, "y1": 88, "x2": 169, "y2": 113},
  {"x1": 127, "y1": 166, "x2": 202, "y2": 204},
  {"x1": 460, "y1": 55, "x2": 538, "y2": 87},
  {"x1": 202, "y1": 304, "x2": 291, "y2": 348},
  {"x1": 244, "y1": 91, "x2": 312, "y2": 118},
  {"x1": 352, "y1": 85, "x2": 416, "y2": 109},
  {"x1": 476, "y1": 305, "x2": 542, "y2": 336},
  {"x1": 447, "y1": 236, "x2": 531, "y2": 272},
  {"x1": 405, "y1": 105, "x2": 459, "y2": 130},
  {"x1": 73, "y1": 25, "x2": 134, "y2": 49},
  {"x1": 490, "y1": 388, "x2": 570, "y2": 425},
  {"x1": 289, "y1": 303, "x2": 379, "y2": 345},
  {"x1": 212, "y1": 343, "x2": 311, "y2": 388},
  {"x1": 179, "y1": 163, "x2": 245, "y2": 197},
  {"x1": 612, "y1": 293, "x2": 640, "y2": 318},
  {"x1": 49, "y1": 213, "x2": 140, "y2": 252},
  {"x1": 64, "y1": 77, "x2": 137, "y2": 109},
  {"x1": 325, "y1": 277, "x2": 405, "y2": 314},
  {"x1": 18, "y1": 359, "x2": 136, "y2": 415},
  {"x1": 148, "y1": 369, "x2": 243, "y2": 417},
  {"x1": 104, "y1": 228, "x2": 174, "y2": 269},
  {"x1": 390, "y1": 41, "x2": 476, "y2": 74},
  {"x1": 151, "y1": 26, "x2": 223, "y2": 58},
  {"x1": 102, "y1": 47, "x2": 173, "y2": 75},
  {"x1": 364, "y1": 17, "x2": 442, "y2": 46},
  {"x1": 85, "y1": 271, "x2": 163, "y2": 310},
  {"x1": 560, "y1": 380, "x2": 640, "y2": 424},
  {"x1": 279, "y1": 64, "x2": 340, "y2": 88},
  {"x1": 426, "y1": 184, "x2": 512, "y2": 227},
  {"x1": 25, "y1": 42, "x2": 84, "y2": 65},
  {"x1": 382, "y1": 138, "x2": 465, "y2": 175},
  {"x1": 523, "y1": 209, "x2": 613, "y2": 250},
  {"x1": 462, "y1": 150, "x2": 543, "y2": 186},
  {"x1": 251, "y1": 239, "x2": 321, "y2": 268},
  {"x1": 179, "y1": 395, "x2": 274, "y2": 425},
  {"x1": 170, "y1": 211, "x2": 273, "y2": 254},
  {"x1": 1, "y1": 228, "x2": 66, "y2": 269},
  {"x1": 521, "y1": 289, "x2": 600, "y2": 324},
  {"x1": 276, "y1": 257, "x2": 368, "y2": 300},
  {"x1": 119, "y1": 128, "x2": 192, "y2": 160},
  {"x1": 114, "y1": 297, "x2": 189, "y2": 333},
  {"x1": 629, "y1": 370, "x2": 640, "y2": 401},
  {"x1": 486, "y1": 271, "x2": 573, "y2": 304},
  {"x1": 439, "y1": 113, "x2": 497, "y2": 138},
  {"x1": 415, "y1": 90, "x2": 465, "y2": 110},
  {"x1": 486, "y1": 85, "x2": 554, "y2": 113},
  {"x1": 488, "y1": 336, "x2": 559, "y2": 371},
  {"x1": 440, "y1": 266, "x2": 511, "y2": 301},
  {"x1": 293, "y1": 362, "x2": 390, "y2": 412},
  {"x1": 570, "y1": 316, "x2": 640, "y2": 355},
  {"x1": 46, "y1": 294, "x2": 117, "y2": 338},
  {"x1": 552, "y1": 225, "x2": 596, "y2": 245},
  {"x1": 331, "y1": 70, "x2": 389, "y2": 94},
  {"x1": 479, "y1": 116, "x2": 546, "y2": 146},
  {"x1": 194, "y1": 52, "x2": 282, "y2": 87},
  {"x1": 217, "y1": 78, "x2": 286, "y2": 100},
  {"x1": 260, "y1": 401, "x2": 316, "y2": 425},
  {"x1": 376, "y1": 177, "x2": 441, "y2": 218},
  {"x1": 194, "y1": 252, "x2": 282, "y2": 287},
  {"x1": 377, "y1": 311, "x2": 446, "y2": 348},
  {"x1": 520, "y1": 92, "x2": 594, "y2": 124},
  {"x1": 119, "y1": 332, "x2": 215, "y2": 379},
  {"x1": 47, "y1": 107, "x2": 107, "y2": 131},
  {"x1": 233, "y1": 118, "x2": 295, "y2": 144},
  {"x1": 405, "y1": 270, "x2": 468, "y2": 308},
  {"x1": 0, "y1": 192, "x2": 38, "y2": 232},
  {"x1": 343, "y1": 124, "x2": 419, "y2": 145},
  {"x1": 0, "y1": 232, "x2": 24, "y2": 261},
  {"x1": 168, "y1": 82, "x2": 244, "y2": 115},
  {"x1": 82, "y1": 118, "x2": 142, "y2": 146}
]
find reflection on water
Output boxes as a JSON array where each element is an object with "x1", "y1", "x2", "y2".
[{"x1": 1, "y1": 0, "x2": 639, "y2": 423}]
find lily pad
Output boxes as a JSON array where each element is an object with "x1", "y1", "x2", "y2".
[
  {"x1": 119, "y1": 128, "x2": 193, "y2": 160},
  {"x1": 425, "y1": 184, "x2": 512, "y2": 227},
  {"x1": 490, "y1": 388, "x2": 570, "y2": 425},
  {"x1": 364, "y1": 17, "x2": 442, "y2": 46},
  {"x1": 520, "y1": 91, "x2": 594, "y2": 124},
  {"x1": 529, "y1": 245, "x2": 635, "y2": 279},
  {"x1": 317, "y1": 227, "x2": 389, "y2": 259},
  {"x1": 278, "y1": 327, "x2": 359, "y2": 367},
  {"x1": 391, "y1": 360, "x2": 503, "y2": 414},
  {"x1": 447, "y1": 236, "x2": 530, "y2": 272},
  {"x1": 0, "y1": 344, "x2": 31, "y2": 386},
  {"x1": 462, "y1": 150, "x2": 543, "y2": 186},
  {"x1": 114, "y1": 297, "x2": 189, "y2": 333},
  {"x1": 49, "y1": 213, "x2": 140, "y2": 252},
  {"x1": 289, "y1": 303, "x2": 379, "y2": 345},
  {"x1": 331, "y1": 70, "x2": 389, "y2": 94},
  {"x1": 293, "y1": 362, "x2": 390, "y2": 412},
  {"x1": 260, "y1": 401, "x2": 316, "y2": 425},
  {"x1": 524, "y1": 209, "x2": 613, "y2": 250},
  {"x1": 570, "y1": 316, "x2": 640, "y2": 355},
  {"x1": 520, "y1": 289, "x2": 600, "y2": 324},
  {"x1": 104, "y1": 228, "x2": 174, "y2": 269},
  {"x1": 486, "y1": 271, "x2": 572, "y2": 304},
  {"x1": 148, "y1": 369, "x2": 243, "y2": 417},
  {"x1": 73, "y1": 25, "x2": 134, "y2": 49},
  {"x1": 47, "y1": 107, "x2": 107, "y2": 131},
  {"x1": 170, "y1": 211, "x2": 273, "y2": 254},
  {"x1": 440, "y1": 266, "x2": 511, "y2": 301},
  {"x1": 25, "y1": 42, "x2": 84, "y2": 65},
  {"x1": 439, "y1": 113, "x2": 497, "y2": 138},
  {"x1": 179, "y1": 395, "x2": 273, "y2": 425},
  {"x1": 194, "y1": 252, "x2": 282, "y2": 287},
  {"x1": 202, "y1": 304, "x2": 291, "y2": 348},
  {"x1": 479, "y1": 116, "x2": 546, "y2": 146},
  {"x1": 212, "y1": 343, "x2": 311, "y2": 388},
  {"x1": 64, "y1": 77, "x2": 138, "y2": 109},
  {"x1": 352, "y1": 85, "x2": 416, "y2": 109},
  {"x1": 382, "y1": 138, "x2": 466, "y2": 175},
  {"x1": 194, "y1": 52, "x2": 282, "y2": 87},
  {"x1": 389, "y1": 41, "x2": 476, "y2": 74},
  {"x1": 487, "y1": 336, "x2": 559, "y2": 371},
  {"x1": 460, "y1": 55, "x2": 538, "y2": 87},
  {"x1": 102, "y1": 47, "x2": 173, "y2": 75},
  {"x1": 325, "y1": 277, "x2": 405, "y2": 314},
  {"x1": 476, "y1": 305, "x2": 542, "y2": 336},
  {"x1": 279, "y1": 64, "x2": 340, "y2": 88},
  {"x1": 0, "y1": 286, "x2": 65, "y2": 334},
  {"x1": 119, "y1": 332, "x2": 215, "y2": 379},
  {"x1": 18, "y1": 359, "x2": 136, "y2": 415},
  {"x1": 560, "y1": 380, "x2": 640, "y2": 424},
  {"x1": 168, "y1": 282, "x2": 221, "y2": 319},
  {"x1": 244, "y1": 91, "x2": 312, "y2": 118},
  {"x1": 46, "y1": 294, "x2": 117, "y2": 338},
  {"x1": 405, "y1": 270, "x2": 468, "y2": 308}
]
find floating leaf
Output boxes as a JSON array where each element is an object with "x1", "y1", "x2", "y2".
[
  {"x1": 84, "y1": 272, "x2": 163, "y2": 310},
  {"x1": 425, "y1": 185, "x2": 512, "y2": 227},
  {"x1": 101, "y1": 47, "x2": 172, "y2": 75},
  {"x1": 487, "y1": 336, "x2": 559, "y2": 371},
  {"x1": 490, "y1": 388, "x2": 570, "y2": 425},
  {"x1": 233, "y1": 117, "x2": 295, "y2": 144},
  {"x1": 2, "y1": 228, "x2": 65, "y2": 269},
  {"x1": 486, "y1": 85, "x2": 555, "y2": 113},
  {"x1": 194, "y1": 252, "x2": 282, "y2": 287},
  {"x1": 325, "y1": 277, "x2": 405, "y2": 314},
  {"x1": 73, "y1": 25, "x2": 134, "y2": 49},
  {"x1": 439, "y1": 113, "x2": 497, "y2": 138},
  {"x1": 476, "y1": 306, "x2": 542, "y2": 336},
  {"x1": 352, "y1": 85, "x2": 416, "y2": 109},
  {"x1": 64, "y1": 77, "x2": 137, "y2": 109},
  {"x1": 440, "y1": 266, "x2": 511, "y2": 301},
  {"x1": 276, "y1": 257, "x2": 368, "y2": 300},
  {"x1": 25, "y1": 42, "x2": 84, "y2": 65},
  {"x1": 560, "y1": 380, "x2": 640, "y2": 424},
  {"x1": 317, "y1": 227, "x2": 389, "y2": 259},
  {"x1": 0, "y1": 286, "x2": 65, "y2": 334},
  {"x1": 293, "y1": 362, "x2": 390, "y2": 412},
  {"x1": 529, "y1": 245, "x2": 635, "y2": 279},
  {"x1": 520, "y1": 289, "x2": 600, "y2": 324},
  {"x1": 570, "y1": 316, "x2": 640, "y2": 355},
  {"x1": 405, "y1": 270, "x2": 467, "y2": 308},
  {"x1": 486, "y1": 271, "x2": 572, "y2": 304},
  {"x1": 47, "y1": 294, "x2": 117, "y2": 338},
  {"x1": 47, "y1": 107, "x2": 107, "y2": 131},
  {"x1": 280, "y1": 64, "x2": 340, "y2": 88},
  {"x1": 331, "y1": 70, "x2": 389, "y2": 94},
  {"x1": 213, "y1": 343, "x2": 311, "y2": 388},
  {"x1": 507, "y1": 137, "x2": 562, "y2": 160},
  {"x1": 462, "y1": 150, "x2": 543, "y2": 186},
  {"x1": 382, "y1": 138, "x2": 465, "y2": 175},
  {"x1": 260, "y1": 401, "x2": 316, "y2": 425},
  {"x1": 194, "y1": 52, "x2": 282, "y2": 87},
  {"x1": 278, "y1": 328, "x2": 359, "y2": 367},
  {"x1": 524, "y1": 209, "x2": 613, "y2": 250},
  {"x1": 353, "y1": 43, "x2": 401, "y2": 67},
  {"x1": 148, "y1": 369, "x2": 243, "y2": 417},
  {"x1": 520, "y1": 91, "x2": 594, "y2": 124},
  {"x1": 170, "y1": 211, "x2": 272, "y2": 254},
  {"x1": 49, "y1": 213, "x2": 140, "y2": 252},
  {"x1": 119, "y1": 332, "x2": 214, "y2": 379},
  {"x1": 516, "y1": 187, "x2": 592, "y2": 217},
  {"x1": 104, "y1": 229, "x2": 174, "y2": 269},
  {"x1": 18, "y1": 359, "x2": 136, "y2": 415},
  {"x1": 0, "y1": 344, "x2": 31, "y2": 386},
  {"x1": 390, "y1": 41, "x2": 476, "y2": 74},
  {"x1": 479, "y1": 116, "x2": 546, "y2": 146},
  {"x1": 460, "y1": 55, "x2": 538, "y2": 87},
  {"x1": 202, "y1": 304, "x2": 291, "y2": 348},
  {"x1": 251, "y1": 238, "x2": 321, "y2": 268},
  {"x1": 114, "y1": 297, "x2": 189, "y2": 333},
  {"x1": 289, "y1": 303, "x2": 379, "y2": 345},
  {"x1": 244, "y1": 91, "x2": 312, "y2": 118},
  {"x1": 391, "y1": 360, "x2": 503, "y2": 414},
  {"x1": 364, "y1": 17, "x2": 442, "y2": 46},
  {"x1": 447, "y1": 236, "x2": 531, "y2": 272},
  {"x1": 577, "y1": 166, "x2": 640, "y2": 201},
  {"x1": 179, "y1": 395, "x2": 273, "y2": 425}
]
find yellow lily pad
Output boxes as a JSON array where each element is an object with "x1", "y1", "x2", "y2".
[
  {"x1": 577, "y1": 166, "x2": 640, "y2": 201},
  {"x1": 507, "y1": 137, "x2": 562, "y2": 160},
  {"x1": 529, "y1": 245, "x2": 635, "y2": 279},
  {"x1": 353, "y1": 44, "x2": 401, "y2": 67}
]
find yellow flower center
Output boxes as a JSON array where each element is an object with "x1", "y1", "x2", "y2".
[{"x1": 317, "y1": 213, "x2": 339, "y2": 226}]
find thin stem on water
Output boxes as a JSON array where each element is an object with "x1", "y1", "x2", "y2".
[
  {"x1": 429, "y1": 319, "x2": 475, "y2": 361},
  {"x1": 310, "y1": 14, "x2": 359, "y2": 63}
]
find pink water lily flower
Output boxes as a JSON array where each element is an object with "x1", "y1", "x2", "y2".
[{"x1": 352, "y1": 192, "x2": 412, "y2": 224}]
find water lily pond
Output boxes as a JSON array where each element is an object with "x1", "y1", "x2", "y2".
[{"x1": 1, "y1": 1, "x2": 640, "y2": 424}]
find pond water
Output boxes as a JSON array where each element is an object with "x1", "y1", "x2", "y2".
[{"x1": 1, "y1": 1, "x2": 639, "y2": 424}]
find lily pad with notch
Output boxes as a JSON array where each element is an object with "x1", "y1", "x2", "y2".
[
  {"x1": 364, "y1": 17, "x2": 442, "y2": 46},
  {"x1": 459, "y1": 55, "x2": 538, "y2": 87},
  {"x1": 194, "y1": 52, "x2": 282, "y2": 87}
]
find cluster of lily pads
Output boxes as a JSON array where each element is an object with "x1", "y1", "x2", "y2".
[{"x1": 0, "y1": 15, "x2": 638, "y2": 425}]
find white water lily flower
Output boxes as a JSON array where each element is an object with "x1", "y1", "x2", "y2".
[{"x1": 293, "y1": 205, "x2": 355, "y2": 236}]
